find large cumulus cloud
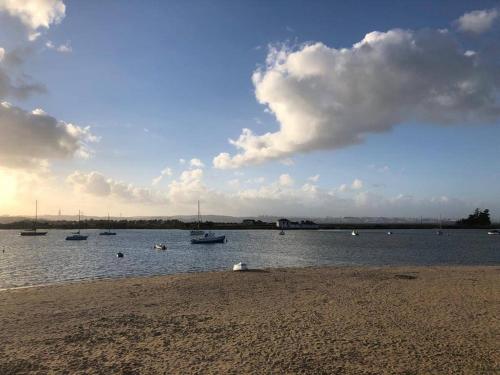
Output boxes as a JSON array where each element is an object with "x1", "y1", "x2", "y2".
[
  {"x1": 0, "y1": 102, "x2": 98, "y2": 169},
  {"x1": 214, "y1": 26, "x2": 500, "y2": 169},
  {"x1": 0, "y1": 29, "x2": 96, "y2": 170},
  {"x1": 0, "y1": 0, "x2": 65, "y2": 39}
]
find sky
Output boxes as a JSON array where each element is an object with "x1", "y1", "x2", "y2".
[{"x1": 1, "y1": 0, "x2": 500, "y2": 219}]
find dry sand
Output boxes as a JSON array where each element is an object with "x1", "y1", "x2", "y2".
[{"x1": 0, "y1": 266, "x2": 498, "y2": 374}]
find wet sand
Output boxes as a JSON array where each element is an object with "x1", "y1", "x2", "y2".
[{"x1": 0, "y1": 266, "x2": 498, "y2": 374}]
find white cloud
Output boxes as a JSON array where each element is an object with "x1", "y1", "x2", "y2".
[
  {"x1": 351, "y1": 178, "x2": 363, "y2": 190},
  {"x1": 67, "y1": 171, "x2": 163, "y2": 204},
  {"x1": 189, "y1": 158, "x2": 205, "y2": 168},
  {"x1": 179, "y1": 158, "x2": 186, "y2": 164},
  {"x1": 152, "y1": 167, "x2": 172, "y2": 186},
  {"x1": 63, "y1": 168, "x2": 478, "y2": 218},
  {"x1": 0, "y1": 48, "x2": 4, "y2": 62},
  {"x1": 214, "y1": 27, "x2": 500, "y2": 169},
  {"x1": 278, "y1": 173, "x2": 294, "y2": 187},
  {"x1": 308, "y1": 174, "x2": 320, "y2": 182},
  {"x1": 0, "y1": 102, "x2": 98, "y2": 169},
  {"x1": 456, "y1": 8, "x2": 498, "y2": 34},
  {"x1": 0, "y1": 0, "x2": 65, "y2": 31},
  {"x1": 338, "y1": 179, "x2": 363, "y2": 193},
  {"x1": 46, "y1": 40, "x2": 72, "y2": 53}
]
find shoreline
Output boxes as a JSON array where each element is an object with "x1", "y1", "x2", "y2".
[
  {"x1": 1, "y1": 263, "x2": 499, "y2": 292},
  {"x1": 1, "y1": 265, "x2": 498, "y2": 374}
]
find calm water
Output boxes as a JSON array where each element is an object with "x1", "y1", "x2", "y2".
[{"x1": 0, "y1": 229, "x2": 499, "y2": 289}]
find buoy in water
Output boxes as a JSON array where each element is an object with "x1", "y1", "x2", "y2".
[{"x1": 117, "y1": 252, "x2": 124, "y2": 258}]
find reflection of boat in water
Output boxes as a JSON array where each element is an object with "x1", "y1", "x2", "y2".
[
  {"x1": 191, "y1": 232, "x2": 226, "y2": 244},
  {"x1": 351, "y1": 230, "x2": 359, "y2": 236},
  {"x1": 487, "y1": 230, "x2": 500, "y2": 235},
  {"x1": 19, "y1": 201, "x2": 47, "y2": 236},
  {"x1": 279, "y1": 230, "x2": 285, "y2": 235},
  {"x1": 154, "y1": 244, "x2": 167, "y2": 250},
  {"x1": 99, "y1": 214, "x2": 116, "y2": 235},
  {"x1": 190, "y1": 200, "x2": 205, "y2": 236},
  {"x1": 66, "y1": 211, "x2": 88, "y2": 241}
]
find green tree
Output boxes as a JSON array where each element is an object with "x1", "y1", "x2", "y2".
[{"x1": 457, "y1": 208, "x2": 491, "y2": 226}]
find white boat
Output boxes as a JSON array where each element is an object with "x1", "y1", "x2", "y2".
[
  {"x1": 154, "y1": 244, "x2": 167, "y2": 250},
  {"x1": 190, "y1": 200, "x2": 205, "y2": 236},
  {"x1": 66, "y1": 211, "x2": 88, "y2": 241},
  {"x1": 487, "y1": 230, "x2": 500, "y2": 235},
  {"x1": 191, "y1": 232, "x2": 226, "y2": 244},
  {"x1": 351, "y1": 230, "x2": 359, "y2": 236},
  {"x1": 387, "y1": 231, "x2": 393, "y2": 235},
  {"x1": 233, "y1": 262, "x2": 248, "y2": 271},
  {"x1": 19, "y1": 201, "x2": 47, "y2": 236}
]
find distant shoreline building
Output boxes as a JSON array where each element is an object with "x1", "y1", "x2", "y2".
[{"x1": 276, "y1": 218, "x2": 319, "y2": 230}]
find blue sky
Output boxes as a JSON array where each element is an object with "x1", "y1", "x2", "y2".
[{"x1": 1, "y1": 0, "x2": 500, "y2": 218}]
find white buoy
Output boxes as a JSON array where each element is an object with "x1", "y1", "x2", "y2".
[{"x1": 233, "y1": 262, "x2": 248, "y2": 271}]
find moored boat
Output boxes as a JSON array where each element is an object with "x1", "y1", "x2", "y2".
[
  {"x1": 190, "y1": 200, "x2": 205, "y2": 236},
  {"x1": 66, "y1": 231, "x2": 88, "y2": 241},
  {"x1": 191, "y1": 232, "x2": 226, "y2": 244},
  {"x1": 351, "y1": 229, "x2": 359, "y2": 236},
  {"x1": 487, "y1": 229, "x2": 500, "y2": 235},
  {"x1": 99, "y1": 214, "x2": 116, "y2": 235},
  {"x1": 19, "y1": 201, "x2": 47, "y2": 236},
  {"x1": 66, "y1": 211, "x2": 88, "y2": 241},
  {"x1": 154, "y1": 244, "x2": 167, "y2": 250}
]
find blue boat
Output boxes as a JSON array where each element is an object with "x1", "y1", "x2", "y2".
[
  {"x1": 66, "y1": 211, "x2": 88, "y2": 241},
  {"x1": 191, "y1": 232, "x2": 226, "y2": 244}
]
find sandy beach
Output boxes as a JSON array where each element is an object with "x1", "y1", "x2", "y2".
[{"x1": 0, "y1": 266, "x2": 498, "y2": 374}]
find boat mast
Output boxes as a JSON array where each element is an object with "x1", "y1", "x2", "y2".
[
  {"x1": 197, "y1": 200, "x2": 200, "y2": 230},
  {"x1": 34, "y1": 200, "x2": 38, "y2": 232}
]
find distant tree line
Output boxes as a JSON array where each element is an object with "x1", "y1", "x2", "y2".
[{"x1": 456, "y1": 208, "x2": 491, "y2": 227}]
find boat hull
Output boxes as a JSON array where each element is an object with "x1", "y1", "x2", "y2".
[
  {"x1": 19, "y1": 231, "x2": 47, "y2": 236},
  {"x1": 99, "y1": 232, "x2": 116, "y2": 236},
  {"x1": 65, "y1": 235, "x2": 88, "y2": 241},
  {"x1": 191, "y1": 235, "x2": 226, "y2": 244}
]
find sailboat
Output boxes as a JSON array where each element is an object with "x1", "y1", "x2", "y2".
[
  {"x1": 190, "y1": 200, "x2": 205, "y2": 236},
  {"x1": 99, "y1": 213, "x2": 116, "y2": 235},
  {"x1": 436, "y1": 215, "x2": 443, "y2": 236},
  {"x1": 19, "y1": 200, "x2": 48, "y2": 236},
  {"x1": 351, "y1": 229, "x2": 359, "y2": 236},
  {"x1": 191, "y1": 232, "x2": 226, "y2": 244},
  {"x1": 65, "y1": 210, "x2": 88, "y2": 241}
]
